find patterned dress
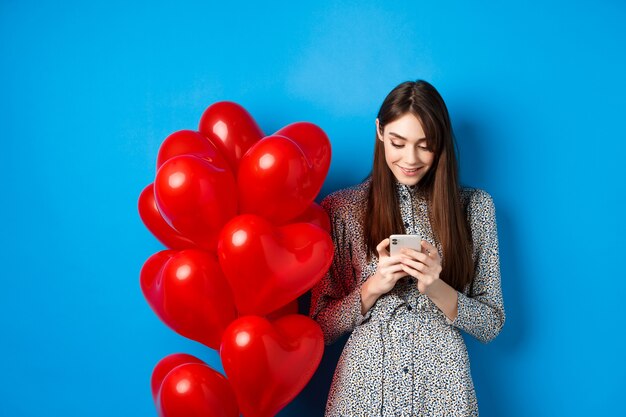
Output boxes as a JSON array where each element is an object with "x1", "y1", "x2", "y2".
[{"x1": 309, "y1": 179, "x2": 505, "y2": 416}]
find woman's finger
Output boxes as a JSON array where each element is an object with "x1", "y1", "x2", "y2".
[
  {"x1": 401, "y1": 257, "x2": 427, "y2": 273},
  {"x1": 391, "y1": 271, "x2": 409, "y2": 282},
  {"x1": 376, "y1": 238, "x2": 390, "y2": 257},
  {"x1": 380, "y1": 254, "x2": 404, "y2": 268},
  {"x1": 420, "y1": 240, "x2": 439, "y2": 259},
  {"x1": 401, "y1": 248, "x2": 431, "y2": 265},
  {"x1": 401, "y1": 264, "x2": 421, "y2": 279},
  {"x1": 381, "y1": 263, "x2": 405, "y2": 276}
]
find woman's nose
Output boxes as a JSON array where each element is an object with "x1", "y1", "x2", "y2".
[{"x1": 404, "y1": 149, "x2": 418, "y2": 164}]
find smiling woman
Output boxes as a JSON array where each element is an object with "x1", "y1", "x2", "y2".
[
  {"x1": 376, "y1": 113, "x2": 434, "y2": 186},
  {"x1": 309, "y1": 80, "x2": 505, "y2": 416}
]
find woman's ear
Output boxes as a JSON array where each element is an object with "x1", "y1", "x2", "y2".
[{"x1": 375, "y1": 118, "x2": 383, "y2": 141}]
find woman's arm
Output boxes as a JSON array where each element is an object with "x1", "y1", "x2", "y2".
[
  {"x1": 422, "y1": 277, "x2": 459, "y2": 321},
  {"x1": 398, "y1": 189, "x2": 505, "y2": 343},
  {"x1": 449, "y1": 190, "x2": 505, "y2": 343},
  {"x1": 309, "y1": 197, "x2": 370, "y2": 345}
]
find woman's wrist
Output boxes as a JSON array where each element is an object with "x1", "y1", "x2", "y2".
[
  {"x1": 360, "y1": 277, "x2": 380, "y2": 315},
  {"x1": 425, "y1": 279, "x2": 458, "y2": 321}
]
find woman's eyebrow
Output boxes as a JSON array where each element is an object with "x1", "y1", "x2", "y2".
[
  {"x1": 389, "y1": 132, "x2": 407, "y2": 140},
  {"x1": 389, "y1": 132, "x2": 427, "y2": 142}
]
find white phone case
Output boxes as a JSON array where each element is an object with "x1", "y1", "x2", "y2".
[{"x1": 389, "y1": 234, "x2": 422, "y2": 256}]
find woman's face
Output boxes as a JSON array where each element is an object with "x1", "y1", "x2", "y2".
[{"x1": 376, "y1": 113, "x2": 434, "y2": 186}]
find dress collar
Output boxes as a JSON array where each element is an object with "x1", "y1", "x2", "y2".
[{"x1": 395, "y1": 180, "x2": 424, "y2": 201}]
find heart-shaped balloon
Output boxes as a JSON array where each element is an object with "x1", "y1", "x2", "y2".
[
  {"x1": 274, "y1": 121, "x2": 331, "y2": 186},
  {"x1": 140, "y1": 249, "x2": 176, "y2": 288},
  {"x1": 140, "y1": 249, "x2": 238, "y2": 350},
  {"x1": 198, "y1": 101, "x2": 264, "y2": 172},
  {"x1": 157, "y1": 362, "x2": 239, "y2": 417},
  {"x1": 265, "y1": 299, "x2": 299, "y2": 321},
  {"x1": 138, "y1": 184, "x2": 198, "y2": 250},
  {"x1": 151, "y1": 353, "x2": 205, "y2": 401},
  {"x1": 280, "y1": 202, "x2": 331, "y2": 233},
  {"x1": 217, "y1": 214, "x2": 333, "y2": 315},
  {"x1": 154, "y1": 154, "x2": 237, "y2": 251},
  {"x1": 237, "y1": 135, "x2": 321, "y2": 223},
  {"x1": 156, "y1": 129, "x2": 230, "y2": 171},
  {"x1": 220, "y1": 315, "x2": 324, "y2": 417}
]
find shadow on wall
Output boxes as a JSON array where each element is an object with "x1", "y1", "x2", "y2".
[{"x1": 455, "y1": 118, "x2": 488, "y2": 188}]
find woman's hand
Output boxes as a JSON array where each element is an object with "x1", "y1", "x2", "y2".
[
  {"x1": 360, "y1": 238, "x2": 405, "y2": 314},
  {"x1": 400, "y1": 240, "x2": 443, "y2": 296},
  {"x1": 400, "y1": 240, "x2": 459, "y2": 321}
]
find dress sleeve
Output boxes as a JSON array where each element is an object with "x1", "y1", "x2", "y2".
[
  {"x1": 447, "y1": 190, "x2": 506, "y2": 343},
  {"x1": 309, "y1": 196, "x2": 372, "y2": 345}
]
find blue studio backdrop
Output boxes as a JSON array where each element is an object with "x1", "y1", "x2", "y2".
[{"x1": 1, "y1": 1, "x2": 625, "y2": 416}]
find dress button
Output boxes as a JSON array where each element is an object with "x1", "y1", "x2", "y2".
[
  {"x1": 403, "y1": 367, "x2": 409, "y2": 373},
  {"x1": 404, "y1": 222, "x2": 410, "y2": 228},
  {"x1": 406, "y1": 304, "x2": 413, "y2": 311}
]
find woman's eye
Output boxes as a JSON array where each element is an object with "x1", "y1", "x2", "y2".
[{"x1": 391, "y1": 142, "x2": 403, "y2": 149}]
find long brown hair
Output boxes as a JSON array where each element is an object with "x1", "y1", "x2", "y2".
[{"x1": 364, "y1": 80, "x2": 474, "y2": 292}]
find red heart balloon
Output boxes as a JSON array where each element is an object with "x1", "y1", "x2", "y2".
[
  {"x1": 154, "y1": 154, "x2": 237, "y2": 251},
  {"x1": 280, "y1": 202, "x2": 331, "y2": 233},
  {"x1": 157, "y1": 362, "x2": 239, "y2": 417},
  {"x1": 274, "y1": 121, "x2": 331, "y2": 186},
  {"x1": 156, "y1": 129, "x2": 230, "y2": 171},
  {"x1": 138, "y1": 184, "x2": 198, "y2": 250},
  {"x1": 151, "y1": 353, "x2": 205, "y2": 402},
  {"x1": 237, "y1": 135, "x2": 319, "y2": 223},
  {"x1": 140, "y1": 249, "x2": 238, "y2": 350},
  {"x1": 265, "y1": 299, "x2": 299, "y2": 321},
  {"x1": 217, "y1": 214, "x2": 333, "y2": 315},
  {"x1": 198, "y1": 101, "x2": 264, "y2": 172},
  {"x1": 220, "y1": 315, "x2": 324, "y2": 417},
  {"x1": 140, "y1": 249, "x2": 176, "y2": 290}
]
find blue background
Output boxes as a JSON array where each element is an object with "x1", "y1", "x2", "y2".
[{"x1": 1, "y1": 0, "x2": 625, "y2": 416}]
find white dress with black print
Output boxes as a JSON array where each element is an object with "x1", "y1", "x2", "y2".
[{"x1": 309, "y1": 179, "x2": 505, "y2": 416}]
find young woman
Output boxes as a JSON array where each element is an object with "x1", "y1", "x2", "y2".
[{"x1": 310, "y1": 80, "x2": 505, "y2": 416}]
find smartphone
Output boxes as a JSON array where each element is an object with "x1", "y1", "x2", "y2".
[{"x1": 389, "y1": 234, "x2": 422, "y2": 256}]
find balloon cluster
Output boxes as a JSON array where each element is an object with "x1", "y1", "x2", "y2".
[{"x1": 138, "y1": 102, "x2": 333, "y2": 417}]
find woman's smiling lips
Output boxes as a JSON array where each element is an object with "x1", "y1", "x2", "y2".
[{"x1": 398, "y1": 166, "x2": 422, "y2": 176}]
